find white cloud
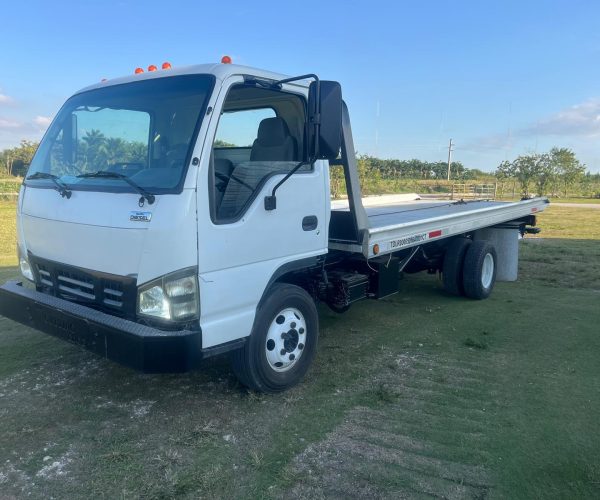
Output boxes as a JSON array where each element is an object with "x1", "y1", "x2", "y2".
[
  {"x1": 0, "y1": 91, "x2": 14, "y2": 105},
  {"x1": 33, "y1": 115, "x2": 52, "y2": 128},
  {"x1": 523, "y1": 98, "x2": 600, "y2": 137},
  {"x1": 0, "y1": 118, "x2": 22, "y2": 129},
  {"x1": 462, "y1": 97, "x2": 600, "y2": 158}
]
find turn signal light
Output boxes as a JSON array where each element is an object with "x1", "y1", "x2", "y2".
[
  {"x1": 134, "y1": 67, "x2": 144, "y2": 74},
  {"x1": 221, "y1": 55, "x2": 232, "y2": 64}
]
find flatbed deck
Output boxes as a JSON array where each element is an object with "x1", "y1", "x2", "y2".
[{"x1": 329, "y1": 197, "x2": 549, "y2": 257}]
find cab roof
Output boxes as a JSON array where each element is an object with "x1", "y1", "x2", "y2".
[{"x1": 77, "y1": 63, "x2": 312, "y2": 95}]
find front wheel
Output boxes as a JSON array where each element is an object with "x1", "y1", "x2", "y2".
[{"x1": 231, "y1": 283, "x2": 318, "y2": 393}]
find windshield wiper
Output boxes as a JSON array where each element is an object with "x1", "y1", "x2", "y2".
[
  {"x1": 76, "y1": 171, "x2": 155, "y2": 205},
  {"x1": 26, "y1": 172, "x2": 72, "y2": 199}
]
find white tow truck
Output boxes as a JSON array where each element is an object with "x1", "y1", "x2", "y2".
[{"x1": 0, "y1": 59, "x2": 548, "y2": 392}]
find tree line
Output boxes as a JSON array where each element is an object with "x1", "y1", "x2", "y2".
[
  {"x1": 2, "y1": 139, "x2": 597, "y2": 199},
  {"x1": 354, "y1": 155, "x2": 491, "y2": 181},
  {"x1": 1, "y1": 140, "x2": 38, "y2": 177},
  {"x1": 495, "y1": 147, "x2": 590, "y2": 197},
  {"x1": 0, "y1": 132, "x2": 147, "y2": 177}
]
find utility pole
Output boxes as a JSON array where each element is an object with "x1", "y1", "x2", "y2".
[{"x1": 447, "y1": 139, "x2": 454, "y2": 181}]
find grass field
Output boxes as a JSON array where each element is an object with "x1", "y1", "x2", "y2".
[
  {"x1": 0, "y1": 200, "x2": 599, "y2": 499},
  {"x1": 550, "y1": 197, "x2": 600, "y2": 204}
]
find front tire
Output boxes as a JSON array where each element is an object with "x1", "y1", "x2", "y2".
[
  {"x1": 462, "y1": 241, "x2": 497, "y2": 299},
  {"x1": 231, "y1": 283, "x2": 318, "y2": 393}
]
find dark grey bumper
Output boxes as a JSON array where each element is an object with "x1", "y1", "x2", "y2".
[{"x1": 0, "y1": 280, "x2": 213, "y2": 373}]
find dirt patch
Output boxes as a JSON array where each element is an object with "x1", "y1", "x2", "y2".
[{"x1": 280, "y1": 352, "x2": 495, "y2": 499}]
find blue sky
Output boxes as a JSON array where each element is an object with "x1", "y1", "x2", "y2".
[{"x1": 1, "y1": 0, "x2": 600, "y2": 172}]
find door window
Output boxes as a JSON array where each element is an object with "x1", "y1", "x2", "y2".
[
  {"x1": 210, "y1": 85, "x2": 307, "y2": 223},
  {"x1": 215, "y1": 108, "x2": 275, "y2": 148}
]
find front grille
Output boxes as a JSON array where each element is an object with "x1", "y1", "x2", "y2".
[{"x1": 30, "y1": 255, "x2": 136, "y2": 318}]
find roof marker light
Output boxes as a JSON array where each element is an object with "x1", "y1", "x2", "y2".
[
  {"x1": 162, "y1": 61, "x2": 172, "y2": 70},
  {"x1": 134, "y1": 67, "x2": 144, "y2": 74},
  {"x1": 221, "y1": 55, "x2": 232, "y2": 64},
  {"x1": 148, "y1": 65, "x2": 158, "y2": 72}
]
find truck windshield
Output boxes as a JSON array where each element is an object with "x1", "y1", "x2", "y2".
[{"x1": 26, "y1": 74, "x2": 214, "y2": 194}]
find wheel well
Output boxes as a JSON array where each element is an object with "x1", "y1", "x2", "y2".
[{"x1": 258, "y1": 257, "x2": 324, "y2": 310}]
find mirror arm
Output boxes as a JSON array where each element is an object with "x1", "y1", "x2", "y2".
[
  {"x1": 274, "y1": 73, "x2": 319, "y2": 86},
  {"x1": 264, "y1": 74, "x2": 322, "y2": 211}
]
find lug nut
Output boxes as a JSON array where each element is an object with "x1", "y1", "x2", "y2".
[
  {"x1": 290, "y1": 322, "x2": 296, "y2": 328},
  {"x1": 299, "y1": 328, "x2": 305, "y2": 334},
  {"x1": 298, "y1": 343, "x2": 304, "y2": 350},
  {"x1": 280, "y1": 349, "x2": 286, "y2": 356},
  {"x1": 289, "y1": 354, "x2": 295, "y2": 361}
]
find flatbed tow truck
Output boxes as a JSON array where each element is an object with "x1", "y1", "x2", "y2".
[{"x1": 0, "y1": 59, "x2": 547, "y2": 392}]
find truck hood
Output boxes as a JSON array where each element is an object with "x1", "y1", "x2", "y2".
[{"x1": 19, "y1": 187, "x2": 198, "y2": 285}]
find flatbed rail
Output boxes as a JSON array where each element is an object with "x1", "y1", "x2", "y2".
[{"x1": 329, "y1": 197, "x2": 549, "y2": 257}]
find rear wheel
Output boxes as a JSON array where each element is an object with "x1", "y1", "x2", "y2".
[
  {"x1": 442, "y1": 237, "x2": 472, "y2": 296},
  {"x1": 462, "y1": 241, "x2": 497, "y2": 299},
  {"x1": 231, "y1": 283, "x2": 318, "y2": 393}
]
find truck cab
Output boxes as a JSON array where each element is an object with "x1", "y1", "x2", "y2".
[{"x1": 4, "y1": 62, "x2": 341, "y2": 390}]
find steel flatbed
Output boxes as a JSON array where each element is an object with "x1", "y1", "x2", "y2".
[{"x1": 329, "y1": 197, "x2": 549, "y2": 257}]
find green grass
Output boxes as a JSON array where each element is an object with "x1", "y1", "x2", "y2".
[
  {"x1": 549, "y1": 197, "x2": 600, "y2": 204},
  {"x1": 0, "y1": 201, "x2": 599, "y2": 498},
  {"x1": 533, "y1": 205, "x2": 600, "y2": 240},
  {"x1": 0, "y1": 200, "x2": 17, "y2": 267},
  {"x1": 0, "y1": 178, "x2": 21, "y2": 193}
]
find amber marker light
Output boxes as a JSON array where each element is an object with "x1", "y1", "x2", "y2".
[
  {"x1": 162, "y1": 61, "x2": 172, "y2": 69},
  {"x1": 221, "y1": 55, "x2": 232, "y2": 64},
  {"x1": 373, "y1": 244, "x2": 380, "y2": 255},
  {"x1": 148, "y1": 65, "x2": 158, "y2": 72},
  {"x1": 134, "y1": 67, "x2": 144, "y2": 74}
]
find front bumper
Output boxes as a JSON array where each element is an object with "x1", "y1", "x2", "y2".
[{"x1": 0, "y1": 280, "x2": 207, "y2": 373}]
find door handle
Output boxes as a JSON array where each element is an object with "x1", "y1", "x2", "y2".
[{"x1": 302, "y1": 215, "x2": 318, "y2": 231}]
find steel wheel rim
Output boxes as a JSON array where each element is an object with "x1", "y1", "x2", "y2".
[
  {"x1": 481, "y1": 253, "x2": 494, "y2": 289},
  {"x1": 265, "y1": 307, "x2": 307, "y2": 372}
]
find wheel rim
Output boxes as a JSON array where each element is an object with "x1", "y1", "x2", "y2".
[
  {"x1": 265, "y1": 307, "x2": 307, "y2": 372},
  {"x1": 481, "y1": 253, "x2": 494, "y2": 289}
]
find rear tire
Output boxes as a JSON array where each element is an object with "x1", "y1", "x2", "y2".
[
  {"x1": 462, "y1": 241, "x2": 497, "y2": 300},
  {"x1": 442, "y1": 238, "x2": 472, "y2": 296},
  {"x1": 231, "y1": 283, "x2": 318, "y2": 393}
]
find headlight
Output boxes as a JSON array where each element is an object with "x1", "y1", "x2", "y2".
[
  {"x1": 18, "y1": 247, "x2": 34, "y2": 282},
  {"x1": 139, "y1": 286, "x2": 170, "y2": 319},
  {"x1": 137, "y1": 268, "x2": 199, "y2": 322}
]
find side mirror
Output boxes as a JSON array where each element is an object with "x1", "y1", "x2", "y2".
[{"x1": 308, "y1": 80, "x2": 342, "y2": 161}]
